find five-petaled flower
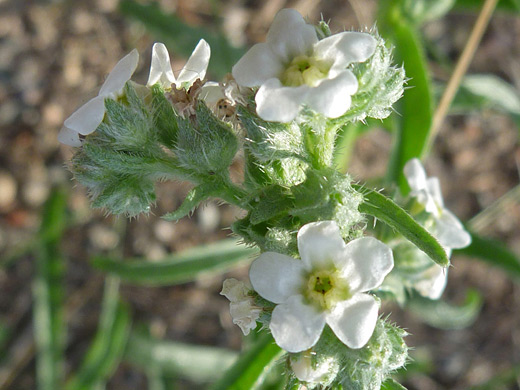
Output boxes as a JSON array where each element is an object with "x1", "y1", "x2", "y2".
[
  {"x1": 232, "y1": 8, "x2": 376, "y2": 122},
  {"x1": 249, "y1": 221, "x2": 393, "y2": 353},
  {"x1": 403, "y1": 158, "x2": 471, "y2": 299},
  {"x1": 58, "y1": 49, "x2": 139, "y2": 146},
  {"x1": 220, "y1": 278, "x2": 261, "y2": 336}
]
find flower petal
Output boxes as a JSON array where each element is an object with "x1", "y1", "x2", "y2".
[
  {"x1": 98, "y1": 49, "x2": 139, "y2": 97},
  {"x1": 229, "y1": 301, "x2": 260, "y2": 336},
  {"x1": 325, "y1": 293, "x2": 378, "y2": 349},
  {"x1": 414, "y1": 264, "x2": 448, "y2": 300},
  {"x1": 255, "y1": 78, "x2": 307, "y2": 122},
  {"x1": 403, "y1": 158, "x2": 427, "y2": 192},
  {"x1": 314, "y1": 31, "x2": 376, "y2": 69},
  {"x1": 57, "y1": 126, "x2": 82, "y2": 147},
  {"x1": 340, "y1": 237, "x2": 394, "y2": 293},
  {"x1": 63, "y1": 96, "x2": 105, "y2": 135},
  {"x1": 220, "y1": 278, "x2": 249, "y2": 302},
  {"x1": 249, "y1": 252, "x2": 305, "y2": 304},
  {"x1": 199, "y1": 82, "x2": 225, "y2": 108},
  {"x1": 177, "y1": 39, "x2": 211, "y2": 86},
  {"x1": 266, "y1": 9, "x2": 318, "y2": 63},
  {"x1": 426, "y1": 177, "x2": 444, "y2": 209},
  {"x1": 304, "y1": 70, "x2": 358, "y2": 118},
  {"x1": 270, "y1": 295, "x2": 325, "y2": 353},
  {"x1": 297, "y1": 221, "x2": 346, "y2": 271},
  {"x1": 147, "y1": 42, "x2": 176, "y2": 88},
  {"x1": 232, "y1": 43, "x2": 284, "y2": 87},
  {"x1": 435, "y1": 209, "x2": 471, "y2": 249}
]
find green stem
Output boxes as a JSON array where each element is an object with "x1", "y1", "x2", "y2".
[{"x1": 216, "y1": 175, "x2": 248, "y2": 208}]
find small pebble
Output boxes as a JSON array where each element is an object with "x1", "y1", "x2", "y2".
[
  {"x1": 154, "y1": 220, "x2": 177, "y2": 243},
  {"x1": 88, "y1": 224, "x2": 119, "y2": 250},
  {"x1": 197, "y1": 202, "x2": 220, "y2": 233}
]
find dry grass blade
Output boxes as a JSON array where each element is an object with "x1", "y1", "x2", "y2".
[{"x1": 428, "y1": 0, "x2": 499, "y2": 150}]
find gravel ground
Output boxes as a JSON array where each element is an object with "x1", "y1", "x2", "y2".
[{"x1": 0, "y1": 0, "x2": 519, "y2": 389}]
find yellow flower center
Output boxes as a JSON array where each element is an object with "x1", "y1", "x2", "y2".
[
  {"x1": 305, "y1": 269, "x2": 351, "y2": 311},
  {"x1": 280, "y1": 55, "x2": 331, "y2": 87}
]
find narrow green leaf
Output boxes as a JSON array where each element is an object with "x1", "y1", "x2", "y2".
[
  {"x1": 455, "y1": 0, "x2": 520, "y2": 12},
  {"x1": 125, "y1": 329, "x2": 237, "y2": 382},
  {"x1": 401, "y1": 0, "x2": 456, "y2": 25},
  {"x1": 451, "y1": 74, "x2": 520, "y2": 117},
  {"x1": 119, "y1": 0, "x2": 245, "y2": 78},
  {"x1": 92, "y1": 239, "x2": 258, "y2": 286},
  {"x1": 382, "y1": 378, "x2": 408, "y2": 390},
  {"x1": 455, "y1": 232, "x2": 520, "y2": 281},
  {"x1": 210, "y1": 332, "x2": 284, "y2": 390},
  {"x1": 407, "y1": 289, "x2": 482, "y2": 330},
  {"x1": 354, "y1": 184, "x2": 449, "y2": 267},
  {"x1": 33, "y1": 188, "x2": 67, "y2": 390},
  {"x1": 65, "y1": 278, "x2": 131, "y2": 390},
  {"x1": 39, "y1": 187, "x2": 68, "y2": 242},
  {"x1": 146, "y1": 369, "x2": 176, "y2": 390},
  {"x1": 380, "y1": 2, "x2": 433, "y2": 193},
  {"x1": 162, "y1": 182, "x2": 221, "y2": 221},
  {"x1": 0, "y1": 320, "x2": 10, "y2": 361}
]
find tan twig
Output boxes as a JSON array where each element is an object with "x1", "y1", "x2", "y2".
[
  {"x1": 469, "y1": 184, "x2": 520, "y2": 233},
  {"x1": 348, "y1": 0, "x2": 371, "y2": 28},
  {"x1": 427, "y1": 0, "x2": 499, "y2": 152}
]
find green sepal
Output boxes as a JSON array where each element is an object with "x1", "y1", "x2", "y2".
[
  {"x1": 98, "y1": 83, "x2": 158, "y2": 151},
  {"x1": 354, "y1": 184, "x2": 450, "y2": 267},
  {"x1": 306, "y1": 319, "x2": 408, "y2": 390},
  {"x1": 382, "y1": 378, "x2": 408, "y2": 390},
  {"x1": 238, "y1": 105, "x2": 309, "y2": 187},
  {"x1": 248, "y1": 185, "x2": 295, "y2": 225},
  {"x1": 176, "y1": 102, "x2": 238, "y2": 175},
  {"x1": 238, "y1": 105, "x2": 307, "y2": 163},
  {"x1": 333, "y1": 34, "x2": 406, "y2": 125},
  {"x1": 150, "y1": 84, "x2": 179, "y2": 148},
  {"x1": 90, "y1": 175, "x2": 156, "y2": 216}
]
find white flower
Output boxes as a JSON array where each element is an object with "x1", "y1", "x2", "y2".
[
  {"x1": 147, "y1": 40, "x2": 210, "y2": 90},
  {"x1": 58, "y1": 49, "x2": 139, "y2": 146},
  {"x1": 413, "y1": 259, "x2": 448, "y2": 300},
  {"x1": 200, "y1": 75, "x2": 248, "y2": 118},
  {"x1": 403, "y1": 158, "x2": 471, "y2": 299},
  {"x1": 249, "y1": 221, "x2": 393, "y2": 353},
  {"x1": 220, "y1": 278, "x2": 261, "y2": 336},
  {"x1": 290, "y1": 351, "x2": 337, "y2": 385},
  {"x1": 403, "y1": 158, "x2": 471, "y2": 250},
  {"x1": 232, "y1": 9, "x2": 376, "y2": 122}
]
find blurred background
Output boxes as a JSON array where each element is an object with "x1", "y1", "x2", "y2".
[{"x1": 0, "y1": 0, "x2": 519, "y2": 389}]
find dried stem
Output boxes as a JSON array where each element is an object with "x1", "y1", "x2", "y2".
[{"x1": 427, "y1": 0, "x2": 499, "y2": 151}]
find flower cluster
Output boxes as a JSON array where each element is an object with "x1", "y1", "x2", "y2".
[{"x1": 59, "y1": 7, "x2": 447, "y2": 389}]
